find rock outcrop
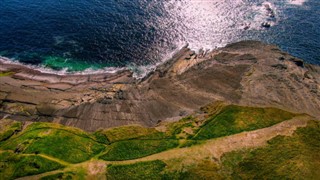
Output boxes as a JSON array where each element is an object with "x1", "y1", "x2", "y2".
[{"x1": 1, "y1": 41, "x2": 319, "y2": 131}]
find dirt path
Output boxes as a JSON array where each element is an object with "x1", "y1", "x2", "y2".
[
  {"x1": 112, "y1": 116, "x2": 311, "y2": 165},
  {"x1": 15, "y1": 116, "x2": 313, "y2": 179},
  {"x1": 37, "y1": 154, "x2": 71, "y2": 166}
]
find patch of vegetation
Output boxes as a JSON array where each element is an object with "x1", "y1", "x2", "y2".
[
  {"x1": 0, "y1": 151, "x2": 64, "y2": 179},
  {"x1": 22, "y1": 122, "x2": 94, "y2": 140},
  {"x1": 40, "y1": 172, "x2": 77, "y2": 180},
  {"x1": 106, "y1": 159, "x2": 222, "y2": 180},
  {"x1": 221, "y1": 120, "x2": 320, "y2": 179},
  {"x1": 172, "y1": 160, "x2": 223, "y2": 180},
  {"x1": 0, "y1": 71, "x2": 15, "y2": 77},
  {"x1": 92, "y1": 131, "x2": 110, "y2": 144},
  {"x1": 1, "y1": 123, "x2": 106, "y2": 163},
  {"x1": 194, "y1": 105, "x2": 295, "y2": 140},
  {"x1": 107, "y1": 160, "x2": 167, "y2": 180},
  {"x1": 199, "y1": 101, "x2": 225, "y2": 115},
  {"x1": 0, "y1": 107, "x2": 316, "y2": 179},
  {"x1": 179, "y1": 140, "x2": 203, "y2": 148},
  {"x1": 0, "y1": 119, "x2": 22, "y2": 142},
  {"x1": 101, "y1": 125, "x2": 166, "y2": 143},
  {"x1": 165, "y1": 116, "x2": 196, "y2": 139},
  {"x1": 100, "y1": 139, "x2": 179, "y2": 161}
]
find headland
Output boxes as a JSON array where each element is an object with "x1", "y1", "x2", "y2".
[{"x1": 0, "y1": 40, "x2": 319, "y2": 132}]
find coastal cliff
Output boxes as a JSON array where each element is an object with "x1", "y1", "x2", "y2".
[
  {"x1": 0, "y1": 41, "x2": 319, "y2": 131},
  {"x1": 1, "y1": 41, "x2": 320, "y2": 179}
]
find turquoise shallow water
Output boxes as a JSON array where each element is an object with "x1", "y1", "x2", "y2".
[{"x1": 0, "y1": 0, "x2": 319, "y2": 74}]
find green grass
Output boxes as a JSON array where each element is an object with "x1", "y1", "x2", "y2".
[
  {"x1": 169, "y1": 160, "x2": 223, "y2": 180},
  {"x1": 0, "y1": 151, "x2": 64, "y2": 179},
  {"x1": 92, "y1": 131, "x2": 110, "y2": 144},
  {"x1": 193, "y1": 105, "x2": 295, "y2": 140},
  {"x1": 107, "y1": 160, "x2": 167, "y2": 180},
  {"x1": 165, "y1": 116, "x2": 196, "y2": 138},
  {"x1": 106, "y1": 160, "x2": 221, "y2": 180},
  {"x1": 101, "y1": 125, "x2": 166, "y2": 143},
  {"x1": 100, "y1": 139, "x2": 179, "y2": 161},
  {"x1": 0, "y1": 71, "x2": 15, "y2": 77},
  {"x1": 221, "y1": 120, "x2": 320, "y2": 179},
  {"x1": 1, "y1": 123, "x2": 106, "y2": 163},
  {"x1": 104, "y1": 121, "x2": 320, "y2": 179},
  {"x1": 40, "y1": 172, "x2": 77, "y2": 180},
  {"x1": 0, "y1": 119, "x2": 22, "y2": 142},
  {"x1": 22, "y1": 122, "x2": 94, "y2": 140},
  {"x1": 0, "y1": 106, "x2": 315, "y2": 179}
]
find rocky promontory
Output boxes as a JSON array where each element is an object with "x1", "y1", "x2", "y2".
[{"x1": 0, "y1": 41, "x2": 319, "y2": 131}]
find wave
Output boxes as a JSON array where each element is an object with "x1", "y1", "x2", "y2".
[
  {"x1": 287, "y1": 0, "x2": 308, "y2": 6},
  {"x1": 0, "y1": 56, "x2": 124, "y2": 75},
  {"x1": 0, "y1": 0, "x2": 315, "y2": 79},
  {"x1": 0, "y1": 44, "x2": 185, "y2": 79}
]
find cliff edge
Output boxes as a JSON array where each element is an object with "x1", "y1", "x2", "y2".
[{"x1": 0, "y1": 41, "x2": 319, "y2": 131}]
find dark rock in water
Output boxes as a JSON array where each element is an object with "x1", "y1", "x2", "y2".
[
  {"x1": 264, "y1": 4, "x2": 276, "y2": 19},
  {"x1": 264, "y1": 4, "x2": 272, "y2": 11},
  {"x1": 241, "y1": 23, "x2": 251, "y2": 30},
  {"x1": 261, "y1": 22, "x2": 271, "y2": 28}
]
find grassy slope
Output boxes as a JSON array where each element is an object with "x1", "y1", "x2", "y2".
[
  {"x1": 100, "y1": 139, "x2": 179, "y2": 161},
  {"x1": 105, "y1": 121, "x2": 320, "y2": 179},
  {"x1": 107, "y1": 160, "x2": 167, "y2": 180},
  {"x1": 0, "y1": 105, "x2": 318, "y2": 179},
  {"x1": 100, "y1": 125, "x2": 166, "y2": 143},
  {"x1": 193, "y1": 105, "x2": 295, "y2": 140},
  {"x1": 223, "y1": 120, "x2": 320, "y2": 179},
  {"x1": 0, "y1": 119, "x2": 22, "y2": 142},
  {"x1": 40, "y1": 171, "x2": 85, "y2": 180},
  {"x1": 0, "y1": 122, "x2": 106, "y2": 164},
  {"x1": 0, "y1": 151, "x2": 64, "y2": 179}
]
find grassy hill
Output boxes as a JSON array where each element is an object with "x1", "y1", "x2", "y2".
[{"x1": 0, "y1": 104, "x2": 319, "y2": 179}]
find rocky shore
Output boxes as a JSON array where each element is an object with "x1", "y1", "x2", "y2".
[{"x1": 0, "y1": 41, "x2": 319, "y2": 131}]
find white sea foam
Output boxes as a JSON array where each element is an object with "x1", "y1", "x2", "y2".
[
  {"x1": 0, "y1": 0, "x2": 311, "y2": 79},
  {"x1": 287, "y1": 0, "x2": 308, "y2": 6},
  {"x1": 0, "y1": 56, "x2": 125, "y2": 76},
  {"x1": 0, "y1": 45, "x2": 186, "y2": 79}
]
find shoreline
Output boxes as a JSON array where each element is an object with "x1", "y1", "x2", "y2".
[
  {"x1": 0, "y1": 42, "x2": 188, "y2": 80},
  {"x1": 0, "y1": 56, "x2": 134, "y2": 85},
  {"x1": 0, "y1": 43, "x2": 192, "y2": 84},
  {"x1": 1, "y1": 40, "x2": 319, "y2": 131}
]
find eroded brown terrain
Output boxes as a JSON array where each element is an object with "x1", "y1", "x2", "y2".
[{"x1": 1, "y1": 41, "x2": 319, "y2": 131}]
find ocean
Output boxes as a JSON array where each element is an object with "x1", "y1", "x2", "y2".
[{"x1": 0, "y1": 0, "x2": 319, "y2": 76}]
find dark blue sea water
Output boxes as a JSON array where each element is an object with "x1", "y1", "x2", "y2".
[{"x1": 0, "y1": 0, "x2": 319, "y2": 75}]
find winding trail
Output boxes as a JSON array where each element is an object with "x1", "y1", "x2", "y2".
[
  {"x1": 15, "y1": 116, "x2": 313, "y2": 179},
  {"x1": 112, "y1": 115, "x2": 311, "y2": 164}
]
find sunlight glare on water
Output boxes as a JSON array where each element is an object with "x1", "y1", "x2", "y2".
[
  {"x1": 0, "y1": 0, "x2": 318, "y2": 75},
  {"x1": 156, "y1": 0, "x2": 282, "y2": 51}
]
